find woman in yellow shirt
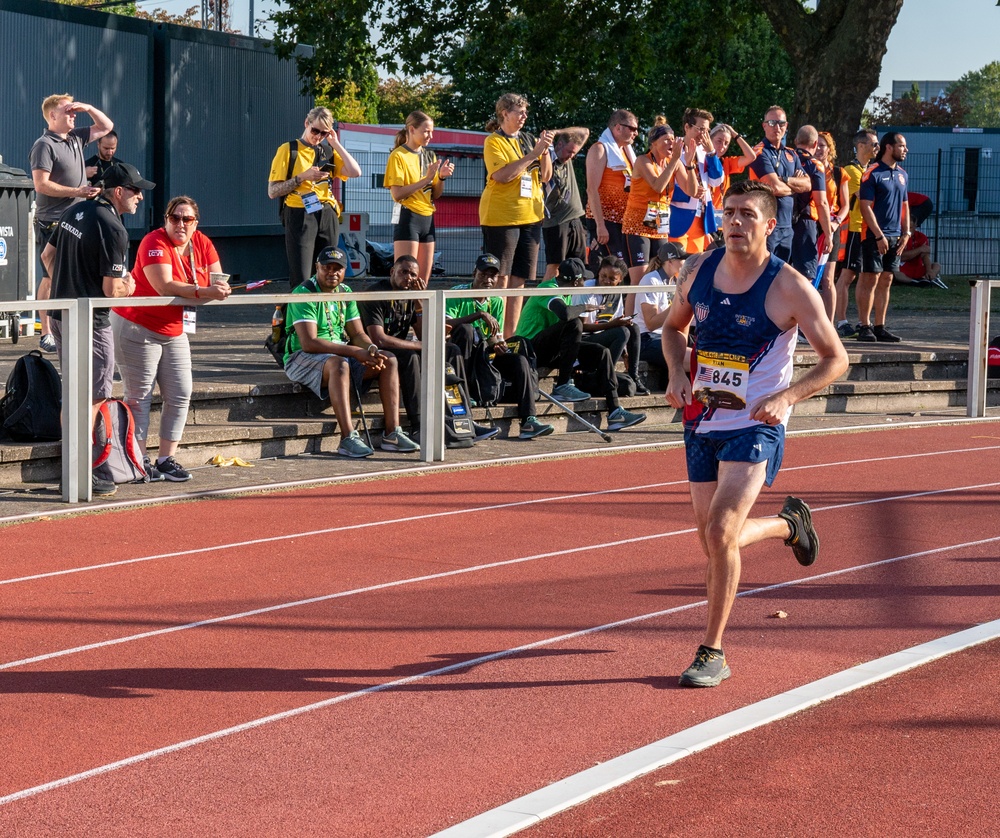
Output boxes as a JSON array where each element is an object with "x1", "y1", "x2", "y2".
[
  {"x1": 384, "y1": 110, "x2": 455, "y2": 283},
  {"x1": 479, "y1": 93, "x2": 554, "y2": 336}
]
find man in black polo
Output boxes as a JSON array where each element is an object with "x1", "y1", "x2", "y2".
[
  {"x1": 41, "y1": 162, "x2": 153, "y2": 496},
  {"x1": 358, "y1": 255, "x2": 497, "y2": 443},
  {"x1": 856, "y1": 132, "x2": 911, "y2": 343},
  {"x1": 85, "y1": 130, "x2": 124, "y2": 185},
  {"x1": 30, "y1": 93, "x2": 114, "y2": 353}
]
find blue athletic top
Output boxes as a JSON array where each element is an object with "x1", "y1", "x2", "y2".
[
  {"x1": 858, "y1": 161, "x2": 908, "y2": 237},
  {"x1": 684, "y1": 249, "x2": 797, "y2": 433}
]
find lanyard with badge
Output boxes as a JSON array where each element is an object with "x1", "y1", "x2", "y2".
[
  {"x1": 301, "y1": 141, "x2": 333, "y2": 214},
  {"x1": 180, "y1": 246, "x2": 200, "y2": 334},
  {"x1": 498, "y1": 129, "x2": 537, "y2": 200}
]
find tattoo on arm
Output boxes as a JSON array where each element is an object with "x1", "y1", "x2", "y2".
[{"x1": 268, "y1": 177, "x2": 299, "y2": 200}]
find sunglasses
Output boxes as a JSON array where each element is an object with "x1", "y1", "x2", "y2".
[
  {"x1": 308, "y1": 126, "x2": 330, "y2": 137},
  {"x1": 167, "y1": 213, "x2": 197, "y2": 225},
  {"x1": 618, "y1": 123, "x2": 639, "y2": 133},
  {"x1": 764, "y1": 119, "x2": 788, "y2": 127}
]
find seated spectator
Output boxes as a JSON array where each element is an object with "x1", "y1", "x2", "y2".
[
  {"x1": 358, "y1": 254, "x2": 497, "y2": 442},
  {"x1": 283, "y1": 246, "x2": 418, "y2": 458},
  {"x1": 514, "y1": 257, "x2": 646, "y2": 431},
  {"x1": 112, "y1": 195, "x2": 230, "y2": 481},
  {"x1": 572, "y1": 255, "x2": 646, "y2": 394},
  {"x1": 633, "y1": 241, "x2": 685, "y2": 387},
  {"x1": 445, "y1": 253, "x2": 555, "y2": 439},
  {"x1": 908, "y1": 191, "x2": 933, "y2": 229},
  {"x1": 894, "y1": 229, "x2": 946, "y2": 288}
]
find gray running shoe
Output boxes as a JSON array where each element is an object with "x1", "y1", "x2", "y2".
[
  {"x1": 337, "y1": 430, "x2": 374, "y2": 458},
  {"x1": 679, "y1": 645, "x2": 731, "y2": 688},
  {"x1": 551, "y1": 381, "x2": 591, "y2": 402},
  {"x1": 607, "y1": 406, "x2": 646, "y2": 431},
  {"x1": 381, "y1": 426, "x2": 419, "y2": 453},
  {"x1": 156, "y1": 456, "x2": 192, "y2": 482},
  {"x1": 518, "y1": 416, "x2": 554, "y2": 439}
]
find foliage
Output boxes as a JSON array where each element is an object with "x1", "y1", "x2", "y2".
[
  {"x1": 376, "y1": 76, "x2": 450, "y2": 125},
  {"x1": 317, "y1": 80, "x2": 373, "y2": 124},
  {"x1": 950, "y1": 61, "x2": 1000, "y2": 128},
  {"x1": 868, "y1": 84, "x2": 970, "y2": 128}
]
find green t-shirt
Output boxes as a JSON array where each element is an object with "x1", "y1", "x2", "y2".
[
  {"x1": 445, "y1": 283, "x2": 506, "y2": 341},
  {"x1": 514, "y1": 279, "x2": 568, "y2": 339},
  {"x1": 284, "y1": 278, "x2": 359, "y2": 364}
]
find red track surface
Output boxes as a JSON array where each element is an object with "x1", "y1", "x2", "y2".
[{"x1": 1, "y1": 422, "x2": 998, "y2": 836}]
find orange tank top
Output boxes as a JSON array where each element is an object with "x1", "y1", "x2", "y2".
[{"x1": 622, "y1": 154, "x2": 673, "y2": 238}]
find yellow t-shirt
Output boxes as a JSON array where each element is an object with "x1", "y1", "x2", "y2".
[
  {"x1": 844, "y1": 161, "x2": 866, "y2": 233},
  {"x1": 384, "y1": 145, "x2": 439, "y2": 217},
  {"x1": 268, "y1": 140, "x2": 346, "y2": 213},
  {"x1": 479, "y1": 131, "x2": 544, "y2": 227}
]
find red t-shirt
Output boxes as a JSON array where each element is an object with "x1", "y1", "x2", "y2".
[
  {"x1": 113, "y1": 228, "x2": 219, "y2": 336},
  {"x1": 900, "y1": 230, "x2": 929, "y2": 279}
]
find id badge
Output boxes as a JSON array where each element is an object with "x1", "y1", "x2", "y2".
[
  {"x1": 519, "y1": 172, "x2": 533, "y2": 199},
  {"x1": 391, "y1": 201, "x2": 402, "y2": 224},
  {"x1": 301, "y1": 191, "x2": 322, "y2": 214},
  {"x1": 623, "y1": 172, "x2": 632, "y2": 193},
  {"x1": 182, "y1": 306, "x2": 197, "y2": 335},
  {"x1": 693, "y1": 352, "x2": 749, "y2": 410},
  {"x1": 657, "y1": 207, "x2": 670, "y2": 235}
]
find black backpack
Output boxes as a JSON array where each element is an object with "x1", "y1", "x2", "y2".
[
  {"x1": 468, "y1": 341, "x2": 504, "y2": 408},
  {"x1": 0, "y1": 350, "x2": 62, "y2": 442}
]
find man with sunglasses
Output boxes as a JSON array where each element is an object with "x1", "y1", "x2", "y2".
[
  {"x1": 41, "y1": 162, "x2": 153, "y2": 497},
  {"x1": 268, "y1": 106, "x2": 362, "y2": 289},
  {"x1": 748, "y1": 106, "x2": 810, "y2": 262}
]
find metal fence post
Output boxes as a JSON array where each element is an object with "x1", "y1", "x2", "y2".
[
  {"x1": 967, "y1": 279, "x2": 990, "y2": 418},
  {"x1": 68, "y1": 299, "x2": 95, "y2": 501},
  {"x1": 420, "y1": 290, "x2": 446, "y2": 462}
]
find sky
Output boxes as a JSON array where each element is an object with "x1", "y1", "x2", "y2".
[{"x1": 164, "y1": 0, "x2": 998, "y2": 100}]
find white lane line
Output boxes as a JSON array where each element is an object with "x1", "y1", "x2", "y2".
[
  {"x1": 1, "y1": 536, "x2": 997, "y2": 807},
  {"x1": 5, "y1": 445, "x2": 1000, "y2": 588},
  {"x1": 2, "y1": 419, "x2": 997, "y2": 525},
  {"x1": 429, "y1": 619, "x2": 1000, "y2": 838},
  {"x1": 5, "y1": 483, "x2": 1000, "y2": 671}
]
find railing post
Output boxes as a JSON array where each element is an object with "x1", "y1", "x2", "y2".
[
  {"x1": 967, "y1": 278, "x2": 990, "y2": 418},
  {"x1": 67, "y1": 299, "x2": 95, "y2": 501},
  {"x1": 420, "y1": 290, "x2": 446, "y2": 462}
]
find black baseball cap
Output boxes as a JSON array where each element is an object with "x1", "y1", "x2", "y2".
[
  {"x1": 317, "y1": 246, "x2": 348, "y2": 267},
  {"x1": 475, "y1": 253, "x2": 501, "y2": 273},
  {"x1": 657, "y1": 241, "x2": 686, "y2": 262},
  {"x1": 556, "y1": 257, "x2": 592, "y2": 284},
  {"x1": 102, "y1": 162, "x2": 155, "y2": 191}
]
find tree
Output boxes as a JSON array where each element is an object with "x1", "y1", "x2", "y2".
[
  {"x1": 867, "y1": 84, "x2": 969, "y2": 128},
  {"x1": 950, "y1": 61, "x2": 1000, "y2": 128},
  {"x1": 376, "y1": 75, "x2": 451, "y2": 125},
  {"x1": 755, "y1": 0, "x2": 905, "y2": 160}
]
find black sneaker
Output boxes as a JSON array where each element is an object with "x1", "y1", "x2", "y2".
[
  {"x1": 92, "y1": 473, "x2": 117, "y2": 497},
  {"x1": 836, "y1": 322, "x2": 858, "y2": 339},
  {"x1": 473, "y1": 422, "x2": 500, "y2": 442},
  {"x1": 778, "y1": 495, "x2": 819, "y2": 566},
  {"x1": 155, "y1": 456, "x2": 192, "y2": 482},
  {"x1": 143, "y1": 456, "x2": 166, "y2": 483},
  {"x1": 679, "y1": 645, "x2": 731, "y2": 688},
  {"x1": 856, "y1": 324, "x2": 876, "y2": 342},
  {"x1": 873, "y1": 325, "x2": 902, "y2": 343}
]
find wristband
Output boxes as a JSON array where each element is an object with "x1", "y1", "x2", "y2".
[
  {"x1": 367, "y1": 343, "x2": 378, "y2": 355},
  {"x1": 193, "y1": 286, "x2": 200, "y2": 299}
]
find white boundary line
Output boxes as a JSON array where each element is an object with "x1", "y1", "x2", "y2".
[
  {"x1": 3, "y1": 416, "x2": 998, "y2": 524},
  {"x1": 429, "y1": 619, "x2": 1000, "y2": 838},
  {"x1": 5, "y1": 444, "x2": 1000, "y2": 588},
  {"x1": 1, "y1": 535, "x2": 998, "y2": 807}
]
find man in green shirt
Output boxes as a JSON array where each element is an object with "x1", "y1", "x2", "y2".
[
  {"x1": 515, "y1": 258, "x2": 645, "y2": 431},
  {"x1": 283, "y1": 246, "x2": 419, "y2": 457},
  {"x1": 446, "y1": 254, "x2": 554, "y2": 439}
]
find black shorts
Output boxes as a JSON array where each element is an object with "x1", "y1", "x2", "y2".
[
  {"x1": 481, "y1": 223, "x2": 542, "y2": 279},
  {"x1": 542, "y1": 217, "x2": 586, "y2": 266},
  {"x1": 625, "y1": 233, "x2": 654, "y2": 270},
  {"x1": 843, "y1": 231, "x2": 863, "y2": 273},
  {"x1": 861, "y1": 234, "x2": 902, "y2": 274},
  {"x1": 393, "y1": 207, "x2": 436, "y2": 243}
]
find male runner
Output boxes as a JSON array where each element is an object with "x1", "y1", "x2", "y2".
[{"x1": 662, "y1": 180, "x2": 848, "y2": 687}]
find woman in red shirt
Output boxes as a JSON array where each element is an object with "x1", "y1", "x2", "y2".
[{"x1": 111, "y1": 195, "x2": 231, "y2": 481}]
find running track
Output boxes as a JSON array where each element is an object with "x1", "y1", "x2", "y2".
[{"x1": 1, "y1": 422, "x2": 998, "y2": 836}]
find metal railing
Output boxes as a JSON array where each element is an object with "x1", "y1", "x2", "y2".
[
  {"x1": 966, "y1": 277, "x2": 1000, "y2": 418},
  {"x1": 2, "y1": 285, "x2": 657, "y2": 504}
]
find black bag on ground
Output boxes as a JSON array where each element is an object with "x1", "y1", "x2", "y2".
[
  {"x1": 0, "y1": 350, "x2": 62, "y2": 442},
  {"x1": 92, "y1": 399, "x2": 147, "y2": 484},
  {"x1": 468, "y1": 341, "x2": 504, "y2": 407}
]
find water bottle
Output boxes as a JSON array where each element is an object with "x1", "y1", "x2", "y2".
[{"x1": 271, "y1": 306, "x2": 283, "y2": 342}]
